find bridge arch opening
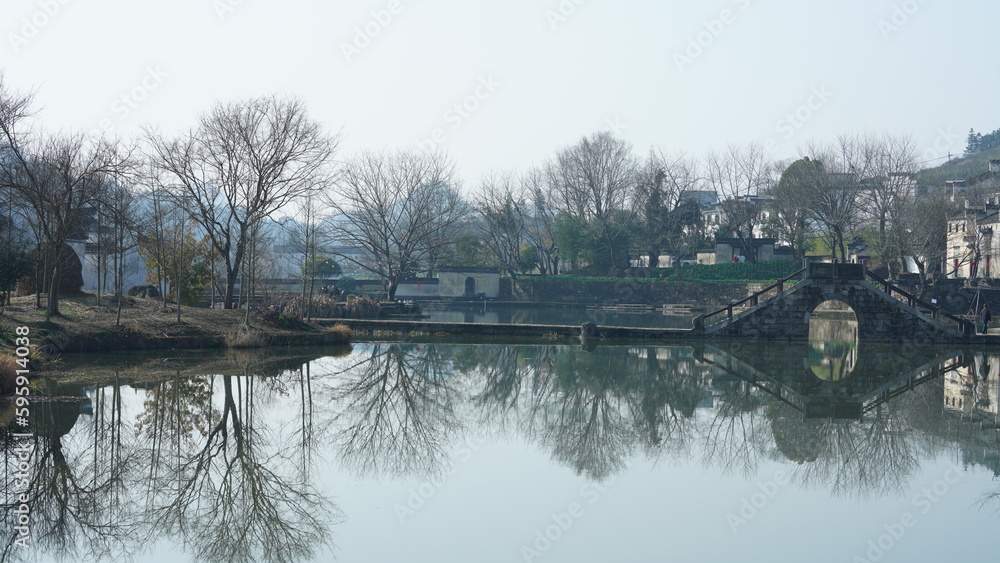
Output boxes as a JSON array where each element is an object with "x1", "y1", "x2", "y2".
[{"x1": 808, "y1": 299, "x2": 859, "y2": 381}]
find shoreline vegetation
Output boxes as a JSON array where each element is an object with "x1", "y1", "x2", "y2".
[{"x1": 0, "y1": 293, "x2": 354, "y2": 390}]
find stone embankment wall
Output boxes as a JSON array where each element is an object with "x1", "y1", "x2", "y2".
[
  {"x1": 924, "y1": 285, "x2": 1000, "y2": 317},
  {"x1": 512, "y1": 278, "x2": 751, "y2": 307}
]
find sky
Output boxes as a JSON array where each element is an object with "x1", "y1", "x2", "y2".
[{"x1": 2, "y1": 0, "x2": 997, "y2": 195}]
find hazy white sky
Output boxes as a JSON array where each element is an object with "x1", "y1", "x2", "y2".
[{"x1": 3, "y1": 0, "x2": 996, "y2": 192}]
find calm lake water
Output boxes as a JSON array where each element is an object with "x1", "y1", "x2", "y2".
[{"x1": 3, "y1": 336, "x2": 1000, "y2": 562}]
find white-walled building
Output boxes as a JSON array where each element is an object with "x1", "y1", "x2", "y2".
[
  {"x1": 73, "y1": 239, "x2": 152, "y2": 293},
  {"x1": 395, "y1": 267, "x2": 501, "y2": 299}
]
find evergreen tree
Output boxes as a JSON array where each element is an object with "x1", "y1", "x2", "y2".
[{"x1": 965, "y1": 128, "x2": 982, "y2": 156}]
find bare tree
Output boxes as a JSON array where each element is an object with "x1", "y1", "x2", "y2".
[
  {"x1": 0, "y1": 74, "x2": 130, "y2": 319},
  {"x1": 634, "y1": 149, "x2": 704, "y2": 268},
  {"x1": 475, "y1": 171, "x2": 526, "y2": 278},
  {"x1": 285, "y1": 194, "x2": 331, "y2": 319},
  {"x1": 522, "y1": 168, "x2": 560, "y2": 276},
  {"x1": 770, "y1": 157, "x2": 814, "y2": 259},
  {"x1": 798, "y1": 135, "x2": 875, "y2": 262},
  {"x1": 858, "y1": 133, "x2": 920, "y2": 272},
  {"x1": 546, "y1": 131, "x2": 637, "y2": 275},
  {"x1": 241, "y1": 218, "x2": 279, "y2": 324},
  {"x1": 99, "y1": 176, "x2": 142, "y2": 324},
  {"x1": 325, "y1": 150, "x2": 469, "y2": 300},
  {"x1": 148, "y1": 95, "x2": 337, "y2": 310},
  {"x1": 905, "y1": 193, "x2": 957, "y2": 287},
  {"x1": 705, "y1": 143, "x2": 775, "y2": 262}
]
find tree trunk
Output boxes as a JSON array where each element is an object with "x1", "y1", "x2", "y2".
[
  {"x1": 306, "y1": 274, "x2": 315, "y2": 321},
  {"x1": 224, "y1": 269, "x2": 237, "y2": 310},
  {"x1": 387, "y1": 278, "x2": 399, "y2": 301},
  {"x1": 46, "y1": 259, "x2": 61, "y2": 320},
  {"x1": 96, "y1": 209, "x2": 102, "y2": 307},
  {"x1": 648, "y1": 247, "x2": 660, "y2": 271},
  {"x1": 36, "y1": 249, "x2": 48, "y2": 310},
  {"x1": 116, "y1": 289, "x2": 123, "y2": 326},
  {"x1": 176, "y1": 249, "x2": 182, "y2": 323},
  {"x1": 602, "y1": 223, "x2": 618, "y2": 276}
]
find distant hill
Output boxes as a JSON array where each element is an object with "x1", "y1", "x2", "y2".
[{"x1": 918, "y1": 145, "x2": 1000, "y2": 187}]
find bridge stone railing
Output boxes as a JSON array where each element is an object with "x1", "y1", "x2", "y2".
[{"x1": 696, "y1": 263, "x2": 973, "y2": 343}]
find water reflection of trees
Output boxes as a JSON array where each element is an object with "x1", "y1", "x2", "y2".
[
  {"x1": 146, "y1": 357, "x2": 339, "y2": 563},
  {"x1": 2, "y1": 350, "x2": 342, "y2": 563},
  {"x1": 532, "y1": 349, "x2": 637, "y2": 480},
  {"x1": 3, "y1": 342, "x2": 995, "y2": 561},
  {"x1": 625, "y1": 347, "x2": 702, "y2": 464},
  {"x1": 2, "y1": 379, "x2": 140, "y2": 562},
  {"x1": 466, "y1": 346, "x2": 707, "y2": 479},
  {"x1": 327, "y1": 342, "x2": 971, "y2": 491},
  {"x1": 768, "y1": 402, "x2": 921, "y2": 498},
  {"x1": 329, "y1": 344, "x2": 463, "y2": 478},
  {"x1": 440, "y1": 343, "x2": 971, "y2": 496}
]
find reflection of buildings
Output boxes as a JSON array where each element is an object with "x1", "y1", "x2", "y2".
[
  {"x1": 808, "y1": 305, "x2": 859, "y2": 382},
  {"x1": 808, "y1": 339, "x2": 858, "y2": 382},
  {"x1": 629, "y1": 347, "x2": 722, "y2": 409},
  {"x1": 944, "y1": 160, "x2": 1000, "y2": 278},
  {"x1": 944, "y1": 354, "x2": 999, "y2": 416}
]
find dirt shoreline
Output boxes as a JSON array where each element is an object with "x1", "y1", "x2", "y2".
[{"x1": 0, "y1": 294, "x2": 352, "y2": 358}]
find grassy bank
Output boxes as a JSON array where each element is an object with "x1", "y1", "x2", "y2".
[{"x1": 0, "y1": 293, "x2": 353, "y2": 362}]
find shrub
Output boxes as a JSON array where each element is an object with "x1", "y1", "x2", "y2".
[
  {"x1": 259, "y1": 294, "x2": 340, "y2": 326},
  {"x1": 328, "y1": 323, "x2": 353, "y2": 344},
  {"x1": 259, "y1": 293, "x2": 384, "y2": 324},
  {"x1": 0, "y1": 355, "x2": 19, "y2": 396},
  {"x1": 342, "y1": 295, "x2": 381, "y2": 319},
  {"x1": 225, "y1": 327, "x2": 267, "y2": 349}
]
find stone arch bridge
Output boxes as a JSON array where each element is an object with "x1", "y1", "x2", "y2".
[{"x1": 696, "y1": 263, "x2": 975, "y2": 343}]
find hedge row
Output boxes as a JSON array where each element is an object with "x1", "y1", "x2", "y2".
[{"x1": 664, "y1": 260, "x2": 800, "y2": 282}]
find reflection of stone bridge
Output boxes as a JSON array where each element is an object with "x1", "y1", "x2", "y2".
[
  {"x1": 698, "y1": 342, "x2": 963, "y2": 419},
  {"x1": 697, "y1": 263, "x2": 975, "y2": 343}
]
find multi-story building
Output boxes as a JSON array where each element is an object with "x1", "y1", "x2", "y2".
[{"x1": 944, "y1": 160, "x2": 1000, "y2": 278}]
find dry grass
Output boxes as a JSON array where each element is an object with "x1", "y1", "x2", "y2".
[
  {"x1": 0, "y1": 293, "x2": 243, "y2": 341},
  {"x1": 341, "y1": 295, "x2": 381, "y2": 319},
  {"x1": 0, "y1": 355, "x2": 18, "y2": 395},
  {"x1": 328, "y1": 323, "x2": 353, "y2": 344},
  {"x1": 225, "y1": 326, "x2": 268, "y2": 349},
  {"x1": 0, "y1": 293, "x2": 359, "y2": 355}
]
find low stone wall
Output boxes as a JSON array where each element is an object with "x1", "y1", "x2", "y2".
[
  {"x1": 512, "y1": 277, "x2": 751, "y2": 307},
  {"x1": 924, "y1": 285, "x2": 1000, "y2": 317}
]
